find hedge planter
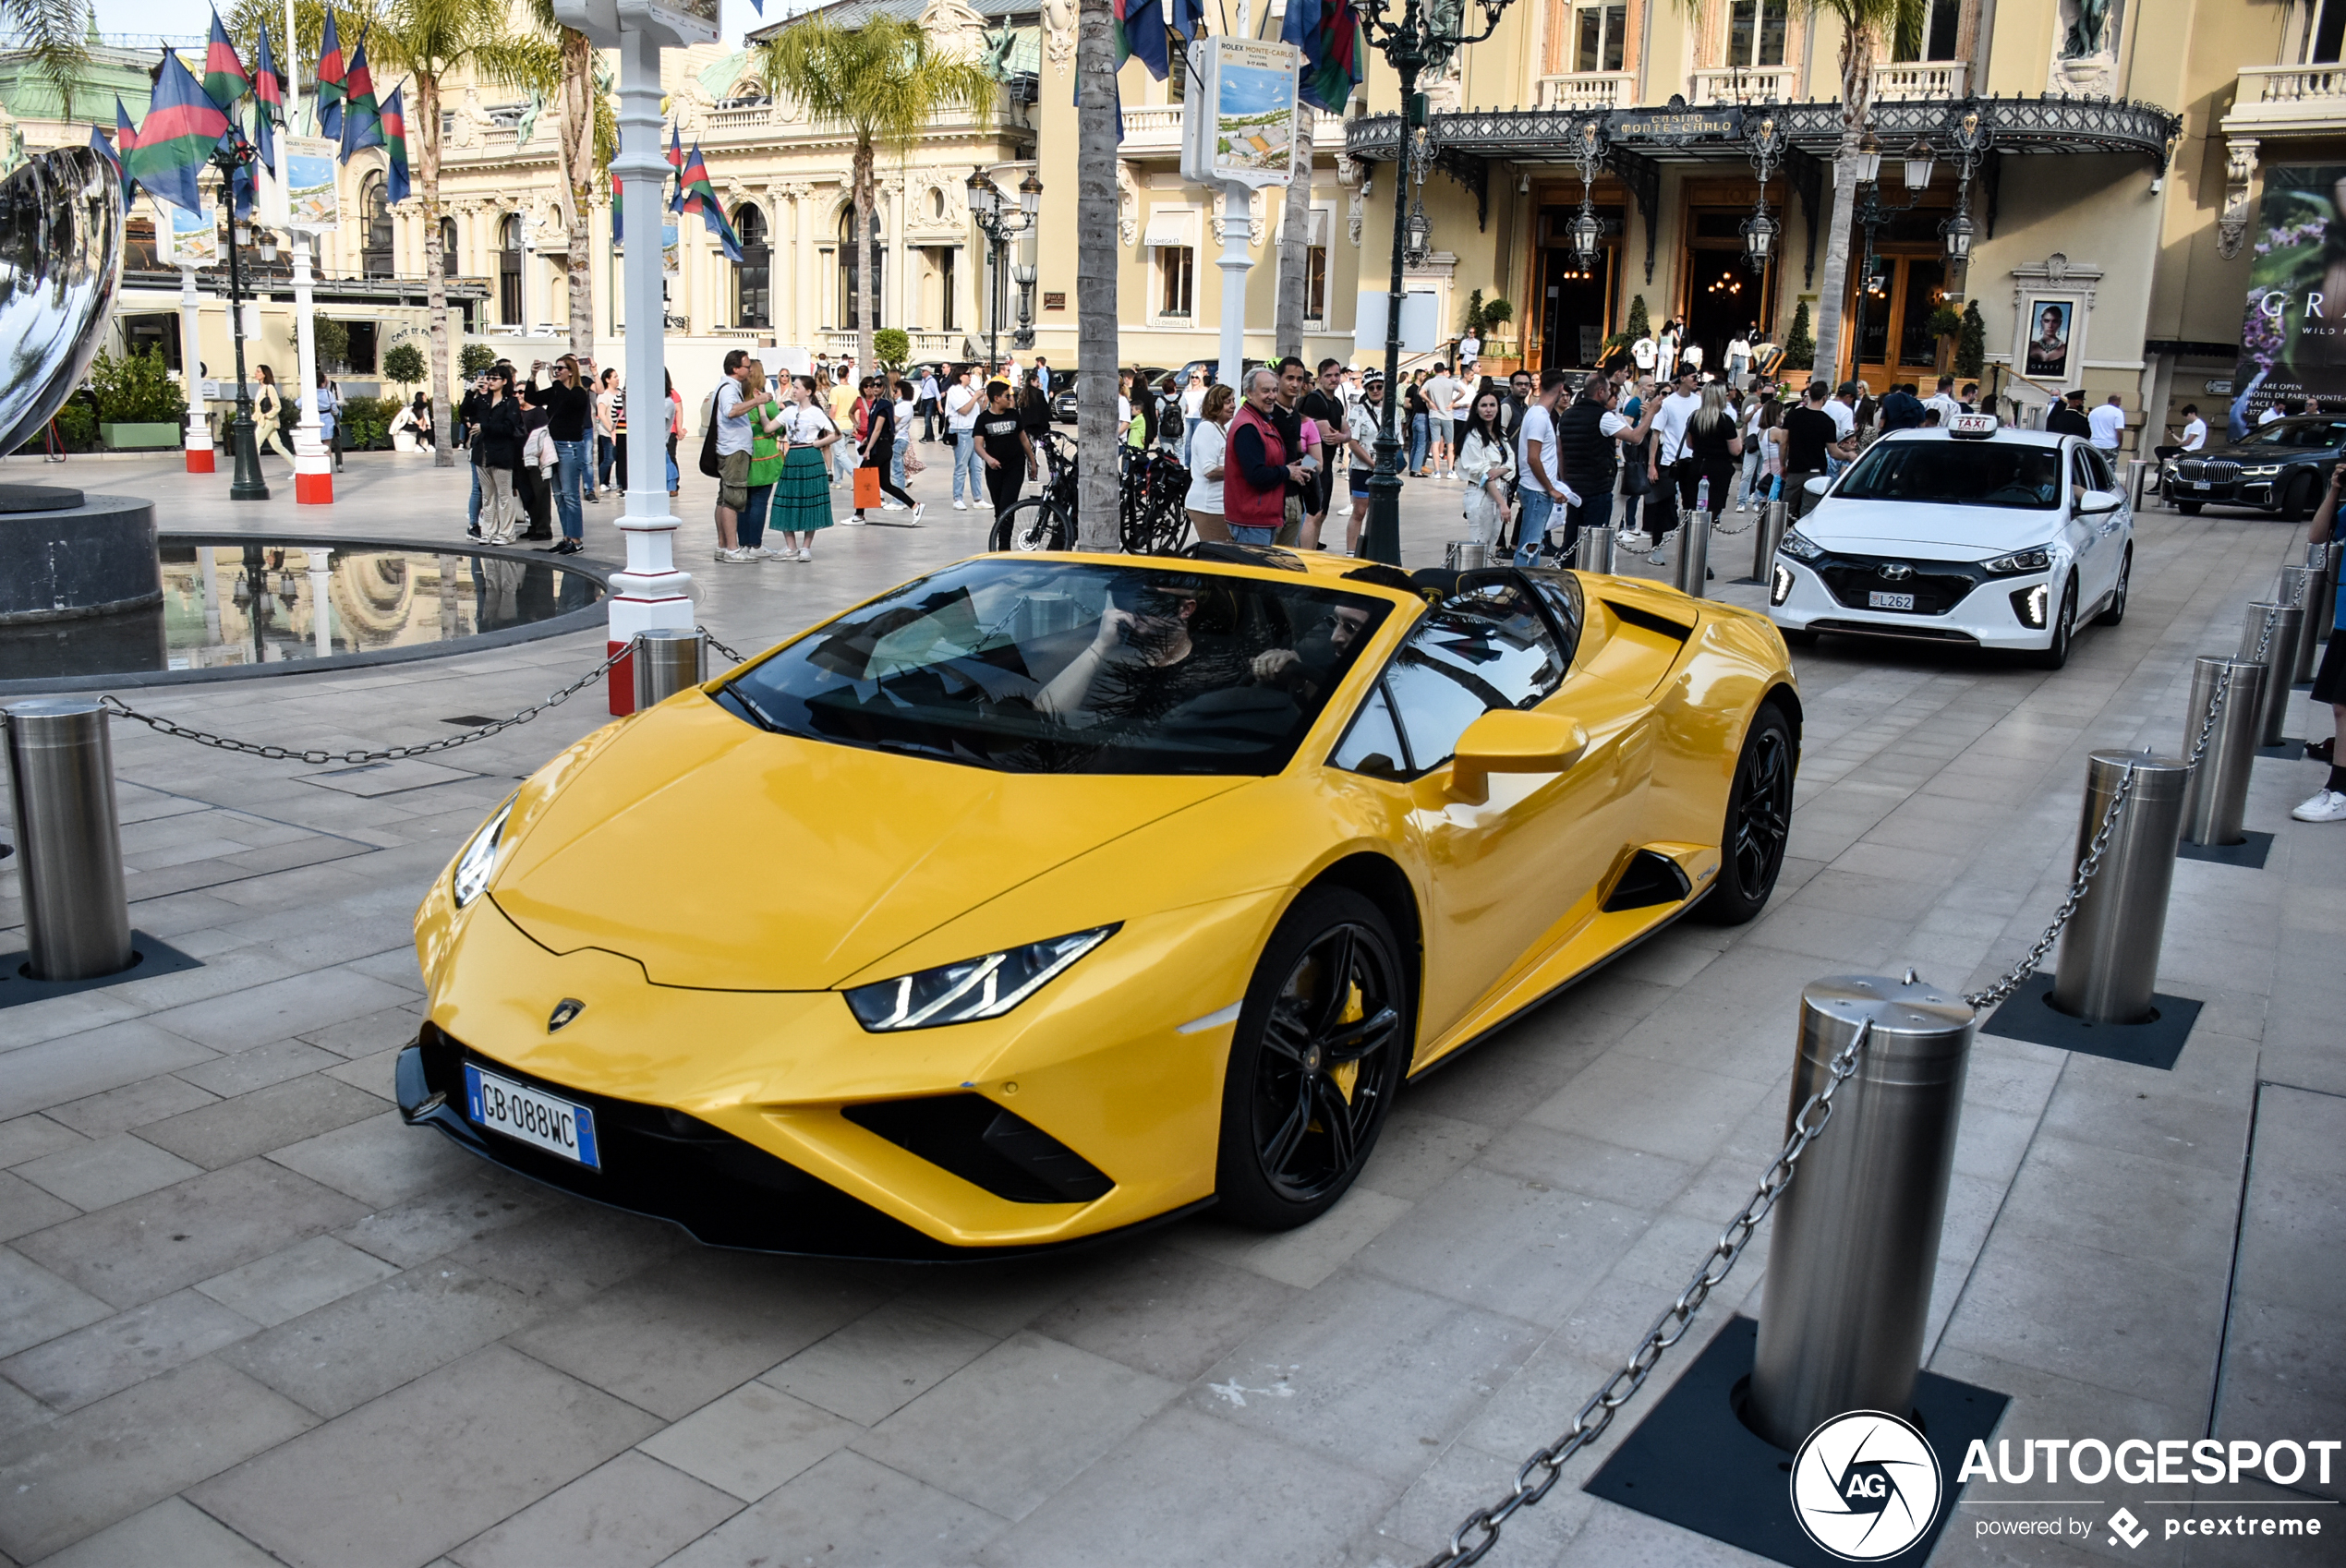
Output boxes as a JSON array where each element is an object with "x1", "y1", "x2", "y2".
[{"x1": 100, "y1": 422, "x2": 183, "y2": 452}]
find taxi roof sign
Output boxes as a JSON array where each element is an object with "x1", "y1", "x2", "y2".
[{"x1": 1947, "y1": 412, "x2": 2000, "y2": 440}]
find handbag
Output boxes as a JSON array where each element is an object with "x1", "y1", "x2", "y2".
[
  {"x1": 1620, "y1": 440, "x2": 1651, "y2": 496},
  {"x1": 697, "y1": 391, "x2": 721, "y2": 478},
  {"x1": 853, "y1": 466, "x2": 882, "y2": 510}
]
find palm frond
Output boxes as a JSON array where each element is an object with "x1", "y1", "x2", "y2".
[
  {"x1": 754, "y1": 16, "x2": 996, "y2": 152},
  {"x1": 7, "y1": 0, "x2": 90, "y2": 119}
]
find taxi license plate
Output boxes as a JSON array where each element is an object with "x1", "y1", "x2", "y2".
[
  {"x1": 465, "y1": 1064, "x2": 599, "y2": 1168},
  {"x1": 1868, "y1": 591, "x2": 1917, "y2": 611}
]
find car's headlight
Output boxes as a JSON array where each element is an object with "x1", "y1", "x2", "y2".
[
  {"x1": 2242, "y1": 464, "x2": 2282, "y2": 476},
  {"x1": 844, "y1": 925, "x2": 1119, "y2": 1031},
  {"x1": 451, "y1": 800, "x2": 514, "y2": 909},
  {"x1": 1779, "y1": 528, "x2": 1825, "y2": 561},
  {"x1": 1982, "y1": 548, "x2": 2053, "y2": 575}
]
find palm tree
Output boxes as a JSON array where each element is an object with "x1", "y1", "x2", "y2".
[
  {"x1": 1790, "y1": 0, "x2": 1927, "y2": 380},
  {"x1": 526, "y1": 0, "x2": 615, "y2": 359},
  {"x1": 1073, "y1": 0, "x2": 1119, "y2": 548},
  {"x1": 1273, "y1": 108, "x2": 1316, "y2": 361},
  {"x1": 241, "y1": 0, "x2": 550, "y2": 468},
  {"x1": 7, "y1": 0, "x2": 86, "y2": 117},
  {"x1": 754, "y1": 17, "x2": 995, "y2": 378}
]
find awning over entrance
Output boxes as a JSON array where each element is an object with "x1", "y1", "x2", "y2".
[{"x1": 1348, "y1": 93, "x2": 2182, "y2": 284}]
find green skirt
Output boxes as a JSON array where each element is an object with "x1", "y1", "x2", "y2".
[{"x1": 774, "y1": 446, "x2": 833, "y2": 532}]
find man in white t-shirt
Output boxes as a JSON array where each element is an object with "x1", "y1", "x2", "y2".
[
  {"x1": 1631, "y1": 335, "x2": 1657, "y2": 373},
  {"x1": 2258, "y1": 403, "x2": 2285, "y2": 426},
  {"x1": 945, "y1": 365, "x2": 986, "y2": 509},
  {"x1": 1922, "y1": 373, "x2": 1963, "y2": 428},
  {"x1": 1637, "y1": 369, "x2": 1702, "y2": 552},
  {"x1": 1515, "y1": 368, "x2": 1574, "y2": 561},
  {"x1": 2087, "y1": 393, "x2": 2126, "y2": 452},
  {"x1": 711, "y1": 349, "x2": 754, "y2": 561},
  {"x1": 1457, "y1": 332, "x2": 1481, "y2": 377},
  {"x1": 1423, "y1": 363, "x2": 1461, "y2": 478},
  {"x1": 1824, "y1": 382, "x2": 1859, "y2": 476},
  {"x1": 2156, "y1": 403, "x2": 2207, "y2": 470}
]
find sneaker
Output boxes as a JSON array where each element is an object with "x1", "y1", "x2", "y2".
[
  {"x1": 716, "y1": 547, "x2": 750, "y2": 563},
  {"x1": 954, "y1": 499, "x2": 969, "y2": 511},
  {"x1": 798, "y1": 548, "x2": 814, "y2": 561},
  {"x1": 881, "y1": 501, "x2": 906, "y2": 512},
  {"x1": 843, "y1": 514, "x2": 866, "y2": 525},
  {"x1": 1648, "y1": 550, "x2": 1668, "y2": 566},
  {"x1": 910, "y1": 503, "x2": 926, "y2": 525},
  {"x1": 553, "y1": 538, "x2": 584, "y2": 556},
  {"x1": 2292, "y1": 789, "x2": 2346, "y2": 823}
]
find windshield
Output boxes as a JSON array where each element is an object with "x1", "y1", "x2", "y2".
[
  {"x1": 1834, "y1": 440, "x2": 2063, "y2": 511},
  {"x1": 719, "y1": 560, "x2": 1393, "y2": 775},
  {"x1": 2241, "y1": 420, "x2": 2346, "y2": 449}
]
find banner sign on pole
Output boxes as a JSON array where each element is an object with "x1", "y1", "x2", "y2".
[
  {"x1": 1181, "y1": 38, "x2": 1301, "y2": 190},
  {"x1": 155, "y1": 198, "x2": 219, "y2": 268},
  {"x1": 283, "y1": 136, "x2": 341, "y2": 233}
]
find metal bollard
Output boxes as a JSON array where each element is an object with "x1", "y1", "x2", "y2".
[
  {"x1": 2280, "y1": 565, "x2": 2323, "y2": 683},
  {"x1": 2050, "y1": 750, "x2": 2191, "y2": 1024},
  {"x1": 1753, "y1": 499, "x2": 1789, "y2": 583},
  {"x1": 2309, "y1": 542, "x2": 2336, "y2": 647},
  {"x1": 1674, "y1": 510, "x2": 1711, "y2": 599},
  {"x1": 2180, "y1": 657, "x2": 2267, "y2": 847},
  {"x1": 2240, "y1": 601, "x2": 2305, "y2": 747},
  {"x1": 2125, "y1": 457, "x2": 2150, "y2": 511},
  {"x1": 1577, "y1": 524, "x2": 1616, "y2": 575},
  {"x1": 631, "y1": 628, "x2": 707, "y2": 711},
  {"x1": 3, "y1": 698, "x2": 134, "y2": 981},
  {"x1": 1747, "y1": 973, "x2": 1977, "y2": 1451}
]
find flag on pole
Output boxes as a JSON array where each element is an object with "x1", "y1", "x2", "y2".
[
  {"x1": 611, "y1": 170, "x2": 623, "y2": 246},
  {"x1": 1283, "y1": 0, "x2": 1367, "y2": 114},
  {"x1": 228, "y1": 139, "x2": 258, "y2": 220},
  {"x1": 1111, "y1": 0, "x2": 1169, "y2": 80},
  {"x1": 316, "y1": 10, "x2": 347, "y2": 139},
  {"x1": 340, "y1": 38, "x2": 382, "y2": 159},
  {"x1": 381, "y1": 83, "x2": 411, "y2": 204},
  {"x1": 667, "y1": 120, "x2": 686, "y2": 211},
  {"x1": 1167, "y1": 0, "x2": 1203, "y2": 41},
  {"x1": 128, "y1": 48, "x2": 229, "y2": 215},
  {"x1": 204, "y1": 9, "x2": 250, "y2": 111},
  {"x1": 101, "y1": 97, "x2": 139, "y2": 203},
  {"x1": 89, "y1": 124, "x2": 123, "y2": 195},
  {"x1": 675, "y1": 141, "x2": 742, "y2": 260},
  {"x1": 249, "y1": 25, "x2": 282, "y2": 168}
]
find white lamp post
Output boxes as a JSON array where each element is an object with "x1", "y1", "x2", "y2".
[{"x1": 554, "y1": 0, "x2": 716, "y2": 714}]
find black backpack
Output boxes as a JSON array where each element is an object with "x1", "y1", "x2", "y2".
[{"x1": 698, "y1": 388, "x2": 722, "y2": 478}]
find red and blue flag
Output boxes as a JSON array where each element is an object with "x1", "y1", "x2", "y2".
[
  {"x1": 1283, "y1": 0, "x2": 1366, "y2": 113},
  {"x1": 316, "y1": 10, "x2": 347, "y2": 139},
  {"x1": 675, "y1": 141, "x2": 741, "y2": 261},
  {"x1": 248, "y1": 25, "x2": 282, "y2": 167},
  {"x1": 381, "y1": 83, "x2": 411, "y2": 204},
  {"x1": 204, "y1": 9, "x2": 249, "y2": 112},
  {"x1": 129, "y1": 48, "x2": 229, "y2": 215},
  {"x1": 339, "y1": 38, "x2": 382, "y2": 158}
]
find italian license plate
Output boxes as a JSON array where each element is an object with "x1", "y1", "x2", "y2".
[
  {"x1": 1868, "y1": 591, "x2": 1917, "y2": 611},
  {"x1": 2195, "y1": 479, "x2": 2212, "y2": 490},
  {"x1": 465, "y1": 1064, "x2": 600, "y2": 1168}
]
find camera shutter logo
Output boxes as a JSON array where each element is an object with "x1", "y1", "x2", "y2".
[{"x1": 1789, "y1": 1410, "x2": 1943, "y2": 1561}]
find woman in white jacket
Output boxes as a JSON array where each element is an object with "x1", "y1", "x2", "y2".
[{"x1": 1457, "y1": 389, "x2": 1517, "y2": 549}]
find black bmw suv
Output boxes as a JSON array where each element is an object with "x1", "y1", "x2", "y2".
[{"x1": 2163, "y1": 416, "x2": 2346, "y2": 519}]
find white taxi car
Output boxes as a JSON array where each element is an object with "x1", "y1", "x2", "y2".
[{"x1": 1768, "y1": 415, "x2": 2133, "y2": 669}]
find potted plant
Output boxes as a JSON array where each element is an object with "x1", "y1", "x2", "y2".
[
  {"x1": 1954, "y1": 302, "x2": 1986, "y2": 380},
  {"x1": 1926, "y1": 302, "x2": 1964, "y2": 374},
  {"x1": 1480, "y1": 296, "x2": 1518, "y2": 373},
  {"x1": 90, "y1": 346, "x2": 188, "y2": 450},
  {"x1": 1782, "y1": 302, "x2": 1816, "y2": 371}
]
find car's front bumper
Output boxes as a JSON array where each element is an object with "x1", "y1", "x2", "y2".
[{"x1": 1768, "y1": 553, "x2": 2058, "y2": 650}]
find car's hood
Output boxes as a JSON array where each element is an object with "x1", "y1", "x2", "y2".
[
  {"x1": 1800, "y1": 498, "x2": 2064, "y2": 559},
  {"x1": 2195, "y1": 442, "x2": 2320, "y2": 463},
  {"x1": 490, "y1": 691, "x2": 1248, "y2": 991}
]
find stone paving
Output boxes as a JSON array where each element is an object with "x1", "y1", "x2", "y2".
[{"x1": 0, "y1": 442, "x2": 2340, "y2": 1567}]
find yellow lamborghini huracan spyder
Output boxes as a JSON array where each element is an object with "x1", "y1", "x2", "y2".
[{"x1": 399, "y1": 549, "x2": 1798, "y2": 1259}]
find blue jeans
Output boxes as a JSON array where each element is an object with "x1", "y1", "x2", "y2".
[
  {"x1": 892, "y1": 436, "x2": 909, "y2": 491},
  {"x1": 953, "y1": 431, "x2": 985, "y2": 501},
  {"x1": 1230, "y1": 524, "x2": 1277, "y2": 545},
  {"x1": 1183, "y1": 416, "x2": 1201, "y2": 464},
  {"x1": 740, "y1": 484, "x2": 772, "y2": 549},
  {"x1": 1409, "y1": 413, "x2": 1430, "y2": 475},
  {"x1": 553, "y1": 438, "x2": 590, "y2": 540},
  {"x1": 1515, "y1": 488, "x2": 1556, "y2": 563},
  {"x1": 596, "y1": 434, "x2": 614, "y2": 488},
  {"x1": 467, "y1": 464, "x2": 482, "y2": 530}
]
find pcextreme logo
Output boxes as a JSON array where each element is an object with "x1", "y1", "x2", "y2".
[{"x1": 1789, "y1": 1411, "x2": 1944, "y2": 1561}]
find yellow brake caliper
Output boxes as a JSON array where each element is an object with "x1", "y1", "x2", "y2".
[{"x1": 1329, "y1": 983, "x2": 1363, "y2": 1103}]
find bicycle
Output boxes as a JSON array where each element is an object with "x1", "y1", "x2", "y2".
[
  {"x1": 1119, "y1": 446, "x2": 1193, "y2": 556},
  {"x1": 989, "y1": 431, "x2": 1080, "y2": 552}
]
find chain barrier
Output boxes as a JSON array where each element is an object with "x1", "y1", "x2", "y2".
[
  {"x1": 695, "y1": 626, "x2": 751, "y2": 668},
  {"x1": 99, "y1": 644, "x2": 631, "y2": 766},
  {"x1": 1420, "y1": 1020, "x2": 1876, "y2": 1568}
]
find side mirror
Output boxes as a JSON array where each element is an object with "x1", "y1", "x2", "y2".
[
  {"x1": 1804, "y1": 474, "x2": 1831, "y2": 498},
  {"x1": 2078, "y1": 488, "x2": 2122, "y2": 514},
  {"x1": 1447, "y1": 710, "x2": 1590, "y2": 804}
]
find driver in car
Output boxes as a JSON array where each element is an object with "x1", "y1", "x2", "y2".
[
  {"x1": 1036, "y1": 578, "x2": 1254, "y2": 725},
  {"x1": 1249, "y1": 603, "x2": 1373, "y2": 702}
]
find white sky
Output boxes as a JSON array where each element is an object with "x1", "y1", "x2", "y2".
[{"x1": 87, "y1": 0, "x2": 792, "y2": 49}]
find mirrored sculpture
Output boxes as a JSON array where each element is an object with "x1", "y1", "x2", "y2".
[{"x1": 0, "y1": 146, "x2": 124, "y2": 456}]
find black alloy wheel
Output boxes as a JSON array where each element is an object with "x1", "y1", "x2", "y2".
[
  {"x1": 2284, "y1": 472, "x2": 2319, "y2": 523},
  {"x1": 2095, "y1": 546, "x2": 2132, "y2": 626},
  {"x1": 1216, "y1": 887, "x2": 1408, "y2": 1228},
  {"x1": 1696, "y1": 705, "x2": 1796, "y2": 925},
  {"x1": 2028, "y1": 577, "x2": 2078, "y2": 670}
]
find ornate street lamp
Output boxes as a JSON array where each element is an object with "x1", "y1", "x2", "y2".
[
  {"x1": 1846, "y1": 136, "x2": 1946, "y2": 381},
  {"x1": 1568, "y1": 118, "x2": 1606, "y2": 269},
  {"x1": 970, "y1": 167, "x2": 1040, "y2": 372},
  {"x1": 1741, "y1": 211, "x2": 1778, "y2": 268},
  {"x1": 1743, "y1": 112, "x2": 1787, "y2": 277},
  {"x1": 212, "y1": 133, "x2": 268, "y2": 501},
  {"x1": 1939, "y1": 103, "x2": 1991, "y2": 264},
  {"x1": 1353, "y1": 0, "x2": 1520, "y2": 565}
]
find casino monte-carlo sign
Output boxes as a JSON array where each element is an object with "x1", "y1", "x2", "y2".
[{"x1": 1610, "y1": 100, "x2": 1744, "y2": 145}]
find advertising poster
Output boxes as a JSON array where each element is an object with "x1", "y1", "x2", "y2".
[
  {"x1": 1183, "y1": 39, "x2": 1301, "y2": 189},
  {"x1": 155, "y1": 197, "x2": 218, "y2": 268},
  {"x1": 284, "y1": 136, "x2": 341, "y2": 232},
  {"x1": 2235, "y1": 164, "x2": 2346, "y2": 423},
  {"x1": 2023, "y1": 299, "x2": 2072, "y2": 380}
]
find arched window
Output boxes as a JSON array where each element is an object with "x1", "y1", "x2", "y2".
[
  {"x1": 734, "y1": 203, "x2": 770, "y2": 329},
  {"x1": 838, "y1": 205, "x2": 884, "y2": 330},
  {"x1": 499, "y1": 213, "x2": 523, "y2": 325},
  {"x1": 361, "y1": 178, "x2": 393, "y2": 277},
  {"x1": 437, "y1": 216, "x2": 458, "y2": 271}
]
